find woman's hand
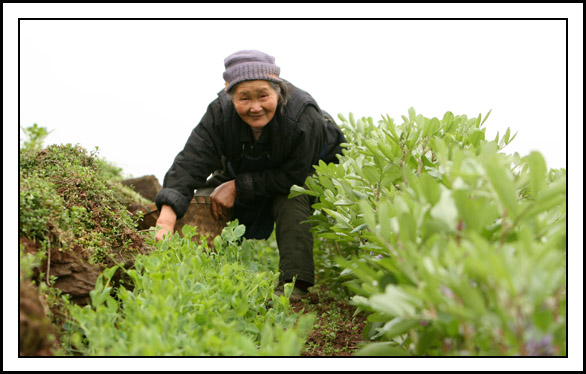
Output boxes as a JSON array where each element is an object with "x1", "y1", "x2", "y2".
[
  {"x1": 155, "y1": 204, "x2": 177, "y2": 241},
  {"x1": 210, "y1": 180, "x2": 237, "y2": 220}
]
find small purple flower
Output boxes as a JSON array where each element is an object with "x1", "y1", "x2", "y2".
[
  {"x1": 524, "y1": 334, "x2": 555, "y2": 356},
  {"x1": 440, "y1": 285, "x2": 455, "y2": 299}
]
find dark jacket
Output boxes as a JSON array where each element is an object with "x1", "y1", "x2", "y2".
[{"x1": 156, "y1": 82, "x2": 345, "y2": 219}]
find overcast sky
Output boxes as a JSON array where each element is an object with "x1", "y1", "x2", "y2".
[{"x1": 5, "y1": 3, "x2": 583, "y2": 371}]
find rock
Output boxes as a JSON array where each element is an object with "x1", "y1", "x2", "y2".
[
  {"x1": 45, "y1": 248, "x2": 101, "y2": 306},
  {"x1": 139, "y1": 196, "x2": 232, "y2": 248},
  {"x1": 120, "y1": 175, "x2": 161, "y2": 202}
]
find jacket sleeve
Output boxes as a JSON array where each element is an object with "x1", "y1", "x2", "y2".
[
  {"x1": 155, "y1": 102, "x2": 224, "y2": 218},
  {"x1": 234, "y1": 105, "x2": 326, "y2": 201}
]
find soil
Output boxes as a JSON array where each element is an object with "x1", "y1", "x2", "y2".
[
  {"x1": 19, "y1": 275, "x2": 58, "y2": 356},
  {"x1": 292, "y1": 285, "x2": 368, "y2": 356}
]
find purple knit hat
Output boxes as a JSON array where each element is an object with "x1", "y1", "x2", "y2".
[{"x1": 223, "y1": 50, "x2": 282, "y2": 92}]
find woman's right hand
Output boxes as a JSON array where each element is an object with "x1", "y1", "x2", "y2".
[
  {"x1": 209, "y1": 180, "x2": 237, "y2": 221},
  {"x1": 155, "y1": 204, "x2": 177, "y2": 241}
]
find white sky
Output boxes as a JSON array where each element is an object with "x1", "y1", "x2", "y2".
[{"x1": 4, "y1": 3, "x2": 583, "y2": 371}]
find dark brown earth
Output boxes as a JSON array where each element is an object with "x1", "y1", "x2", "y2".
[
  {"x1": 19, "y1": 274, "x2": 57, "y2": 356},
  {"x1": 292, "y1": 285, "x2": 368, "y2": 356}
]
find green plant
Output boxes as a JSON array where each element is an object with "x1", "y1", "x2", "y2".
[
  {"x1": 20, "y1": 123, "x2": 53, "y2": 153},
  {"x1": 66, "y1": 222, "x2": 315, "y2": 356},
  {"x1": 292, "y1": 109, "x2": 566, "y2": 356},
  {"x1": 19, "y1": 144, "x2": 146, "y2": 265}
]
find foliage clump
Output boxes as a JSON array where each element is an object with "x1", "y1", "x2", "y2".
[
  {"x1": 67, "y1": 222, "x2": 314, "y2": 356},
  {"x1": 19, "y1": 141, "x2": 147, "y2": 266},
  {"x1": 292, "y1": 109, "x2": 567, "y2": 356}
]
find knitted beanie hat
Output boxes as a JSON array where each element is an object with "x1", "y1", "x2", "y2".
[{"x1": 223, "y1": 50, "x2": 282, "y2": 92}]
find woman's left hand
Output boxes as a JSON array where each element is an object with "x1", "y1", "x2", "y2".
[{"x1": 210, "y1": 180, "x2": 237, "y2": 220}]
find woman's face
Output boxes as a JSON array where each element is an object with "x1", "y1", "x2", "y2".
[{"x1": 232, "y1": 80, "x2": 279, "y2": 130}]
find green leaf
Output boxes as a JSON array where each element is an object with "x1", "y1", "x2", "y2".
[
  {"x1": 363, "y1": 139, "x2": 380, "y2": 157},
  {"x1": 334, "y1": 198, "x2": 355, "y2": 206},
  {"x1": 323, "y1": 208, "x2": 351, "y2": 228},
  {"x1": 484, "y1": 158, "x2": 519, "y2": 218},
  {"x1": 468, "y1": 128, "x2": 485, "y2": 147},
  {"x1": 356, "y1": 342, "x2": 410, "y2": 356},
  {"x1": 377, "y1": 318, "x2": 419, "y2": 339},
  {"x1": 518, "y1": 179, "x2": 566, "y2": 222},
  {"x1": 429, "y1": 117, "x2": 441, "y2": 136},
  {"x1": 377, "y1": 200, "x2": 393, "y2": 239},
  {"x1": 367, "y1": 285, "x2": 420, "y2": 318},
  {"x1": 452, "y1": 190, "x2": 491, "y2": 232},
  {"x1": 419, "y1": 173, "x2": 440, "y2": 206},
  {"x1": 416, "y1": 325, "x2": 440, "y2": 356},
  {"x1": 383, "y1": 114, "x2": 399, "y2": 140},
  {"x1": 408, "y1": 107, "x2": 416, "y2": 121},
  {"x1": 480, "y1": 109, "x2": 492, "y2": 127},
  {"x1": 350, "y1": 223, "x2": 369, "y2": 233},
  {"x1": 289, "y1": 184, "x2": 318, "y2": 198},
  {"x1": 442, "y1": 111, "x2": 454, "y2": 128},
  {"x1": 318, "y1": 174, "x2": 336, "y2": 192},
  {"x1": 360, "y1": 200, "x2": 376, "y2": 230},
  {"x1": 397, "y1": 212, "x2": 416, "y2": 244},
  {"x1": 533, "y1": 307, "x2": 555, "y2": 331},
  {"x1": 431, "y1": 137, "x2": 448, "y2": 165},
  {"x1": 503, "y1": 128, "x2": 510, "y2": 144},
  {"x1": 527, "y1": 151, "x2": 547, "y2": 197},
  {"x1": 378, "y1": 141, "x2": 397, "y2": 162},
  {"x1": 103, "y1": 265, "x2": 119, "y2": 283},
  {"x1": 362, "y1": 165, "x2": 381, "y2": 185},
  {"x1": 430, "y1": 188, "x2": 458, "y2": 232}
]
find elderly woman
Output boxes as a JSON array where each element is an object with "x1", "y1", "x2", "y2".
[{"x1": 154, "y1": 50, "x2": 345, "y2": 300}]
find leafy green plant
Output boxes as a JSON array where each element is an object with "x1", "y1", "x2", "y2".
[
  {"x1": 66, "y1": 222, "x2": 315, "y2": 356},
  {"x1": 19, "y1": 139, "x2": 152, "y2": 355},
  {"x1": 19, "y1": 143, "x2": 146, "y2": 265},
  {"x1": 20, "y1": 123, "x2": 53, "y2": 153},
  {"x1": 291, "y1": 109, "x2": 566, "y2": 356}
]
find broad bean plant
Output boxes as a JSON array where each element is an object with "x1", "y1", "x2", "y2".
[{"x1": 291, "y1": 109, "x2": 566, "y2": 356}]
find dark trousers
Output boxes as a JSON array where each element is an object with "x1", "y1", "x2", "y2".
[
  {"x1": 196, "y1": 172, "x2": 315, "y2": 286},
  {"x1": 272, "y1": 193, "x2": 315, "y2": 286}
]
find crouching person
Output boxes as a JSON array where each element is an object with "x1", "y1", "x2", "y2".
[{"x1": 155, "y1": 50, "x2": 345, "y2": 301}]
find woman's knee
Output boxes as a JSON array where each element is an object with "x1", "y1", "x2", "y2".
[{"x1": 272, "y1": 194, "x2": 312, "y2": 220}]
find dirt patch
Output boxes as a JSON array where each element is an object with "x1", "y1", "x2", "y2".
[
  {"x1": 45, "y1": 248, "x2": 101, "y2": 305},
  {"x1": 292, "y1": 286, "x2": 368, "y2": 356},
  {"x1": 19, "y1": 275, "x2": 57, "y2": 356}
]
